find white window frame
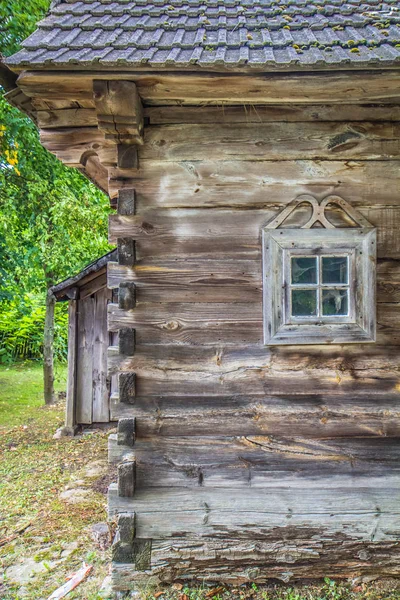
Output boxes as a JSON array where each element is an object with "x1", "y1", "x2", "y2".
[{"x1": 262, "y1": 228, "x2": 376, "y2": 346}]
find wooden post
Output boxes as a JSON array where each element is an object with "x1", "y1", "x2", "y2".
[{"x1": 65, "y1": 299, "x2": 78, "y2": 430}]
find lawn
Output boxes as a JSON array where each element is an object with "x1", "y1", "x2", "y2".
[
  {"x1": 0, "y1": 362, "x2": 113, "y2": 599},
  {"x1": 0, "y1": 362, "x2": 67, "y2": 428},
  {"x1": 0, "y1": 364, "x2": 399, "y2": 600}
]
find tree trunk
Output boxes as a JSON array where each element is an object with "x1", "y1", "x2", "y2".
[{"x1": 43, "y1": 288, "x2": 56, "y2": 405}]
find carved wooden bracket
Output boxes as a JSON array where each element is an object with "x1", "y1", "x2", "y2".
[
  {"x1": 266, "y1": 194, "x2": 373, "y2": 230},
  {"x1": 93, "y1": 80, "x2": 144, "y2": 170}
]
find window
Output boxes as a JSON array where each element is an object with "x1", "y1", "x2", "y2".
[{"x1": 262, "y1": 196, "x2": 376, "y2": 346}]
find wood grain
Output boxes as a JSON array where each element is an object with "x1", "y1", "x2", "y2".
[
  {"x1": 111, "y1": 160, "x2": 400, "y2": 209},
  {"x1": 108, "y1": 484, "x2": 400, "y2": 540},
  {"x1": 108, "y1": 207, "x2": 400, "y2": 259},
  {"x1": 108, "y1": 434, "x2": 400, "y2": 488},
  {"x1": 111, "y1": 394, "x2": 400, "y2": 438},
  {"x1": 140, "y1": 123, "x2": 400, "y2": 162},
  {"x1": 17, "y1": 70, "x2": 400, "y2": 104}
]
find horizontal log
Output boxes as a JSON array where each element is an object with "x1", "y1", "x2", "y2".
[
  {"x1": 107, "y1": 260, "x2": 262, "y2": 303},
  {"x1": 36, "y1": 104, "x2": 400, "y2": 130},
  {"x1": 111, "y1": 395, "x2": 400, "y2": 438},
  {"x1": 108, "y1": 434, "x2": 400, "y2": 488},
  {"x1": 112, "y1": 538, "x2": 400, "y2": 588},
  {"x1": 140, "y1": 123, "x2": 400, "y2": 162},
  {"x1": 108, "y1": 484, "x2": 400, "y2": 540},
  {"x1": 108, "y1": 343, "x2": 400, "y2": 375},
  {"x1": 108, "y1": 208, "x2": 400, "y2": 259},
  {"x1": 107, "y1": 259, "x2": 399, "y2": 303},
  {"x1": 145, "y1": 104, "x2": 400, "y2": 124},
  {"x1": 37, "y1": 108, "x2": 97, "y2": 128},
  {"x1": 17, "y1": 70, "x2": 400, "y2": 105},
  {"x1": 111, "y1": 159, "x2": 400, "y2": 210},
  {"x1": 107, "y1": 302, "x2": 400, "y2": 346}
]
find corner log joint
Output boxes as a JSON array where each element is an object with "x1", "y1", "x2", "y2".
[{"x1": 93, "y1": 80, "x2": 144, "y2": 170}]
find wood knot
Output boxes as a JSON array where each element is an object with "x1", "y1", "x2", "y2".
[
  {"x1": 141, "y1": 221, "x2": 155, "y2": 234},
  {"x1": 327, "y1": 130, "x2": 362, "y2": 153},
  {"x1": 163, "y1": 320, "x2": 180, "y2": 331}
]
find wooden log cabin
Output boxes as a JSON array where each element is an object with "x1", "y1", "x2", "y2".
[{"x1": 4, "y1": 0, "x2": 400, "y2": 591}]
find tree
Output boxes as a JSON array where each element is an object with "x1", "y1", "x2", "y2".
[{"x1": 0, "y1": 1, "x2": 111, "y2": 403}]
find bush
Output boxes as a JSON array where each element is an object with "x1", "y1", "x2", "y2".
[{"x1": 0, "y1": 293, "x2": 68, "y2": 363}]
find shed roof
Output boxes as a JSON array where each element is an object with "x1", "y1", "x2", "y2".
[
  {"x1": 6, "y1": 1, "x2": 400, "y2": 72},
  {"x1": 51, "y1": 249, "x2": 117, "y2": 301}
]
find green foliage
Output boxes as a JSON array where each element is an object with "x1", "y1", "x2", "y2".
[
  {"x1": 0, "y1": 0, "x2": 50, "y2": 57},
  {"x1": 0, "y1": 0, "x2": 112, "y2": 363},
  {"x1": 0, "y1": 294, "x2": 68, "y2": 362}
]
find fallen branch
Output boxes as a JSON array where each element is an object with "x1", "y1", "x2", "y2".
[
  {"x1": 47, "y1": 563, "x2": 92, "y2": 600},
  {"x1": 0, "y1": 522, "x2": 32, "y2": 547}
]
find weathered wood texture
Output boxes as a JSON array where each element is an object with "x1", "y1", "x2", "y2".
[
  {"x1": 112, "y1": 538, "x2": 400, "y2": 588},
  {"x1": 108, "y1": 434, "x2": 400, "y2": 487},
  {"x1": 108, "y1": 484, "x2": 400, "y2": 540},
  {"x1": 73, "y1": 286, "x2": 112, "y2": 425},
  {"x1": 108, "y1": 206, "x2": 400, "y2": 259},
  {"x1": 16, "y1": 70, "x2": 400, "y2": 105},
  {"x1": 110, "y1": 394, "x2": 400, "y2": 438},
  {"x1": 103, "y1": 102, "x2": 400, "y2": 584}
]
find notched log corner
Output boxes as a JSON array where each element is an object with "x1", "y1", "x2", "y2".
[
  {"x1": 117, "y1": 417, "x2": 136, "y2": 447},
  {"x1": 119, "y1": 328, "x2": 136, "y2": 357},
  {"x1": 112, "y1": 511, "x2": 136, "y2": 563},
  {"x1": 118, "y1": 238, "x2": 136, "y2": 267},
  {"x1": 133, "y1": 539, "x2": 152, "y2": 571},
  {"x1": 118, "y1": 188, "x2": 136, "y2": 216},
  {"x1": 119, "y1": 282, "x2": 136, "y2": 310},
  {"x1": 119, "y1": 372, "x2": 136, "y2": 404},
  {"x1": 118, "y1": 460, "x2": 136, "y2": 497}
]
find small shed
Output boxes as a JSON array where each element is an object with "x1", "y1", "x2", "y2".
[
  {"x1": 52, "y1": 250, "x2": 117, "y2": 429},
  {"x1": 5, "y1": 0, "x2": 400, "y2": 593}
]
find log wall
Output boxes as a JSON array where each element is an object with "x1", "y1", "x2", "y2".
[{"x1": 107, "y1": 104, "x2": 400, "y2": 589}]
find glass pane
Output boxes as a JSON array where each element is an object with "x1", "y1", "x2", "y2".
[
  {"x1": 291, "y1": 289, "x2": 317, "y2": 317},
  {"x1": 322, "y1": 289, "x2": 348, "y2": 316},
  {"x1": 322, "y1": 256, "x2": 348, "y2": 284},
  {"x1": 291, "y1": 257, "x2": 317, "y2": 284}
]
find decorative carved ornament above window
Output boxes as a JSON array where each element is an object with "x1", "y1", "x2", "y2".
[
  {"x1": 262, "y1": 194, "x2": 376, "y2": 346},
  {"x1": 265, "y1": 194, "x2": 374, "y2": 231}
]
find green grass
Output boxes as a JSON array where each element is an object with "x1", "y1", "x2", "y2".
[
  {"x1": 0, "y1": 361, "x2": 67, "y2": 427},
  {"x1": 0, "y1": 362, "x2": 113, "y2": 599}
]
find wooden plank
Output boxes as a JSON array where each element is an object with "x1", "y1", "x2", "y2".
[
  {"x1": 144, "y1": 104, "x2": 400, "y2": 124},
  {"x1": 107, "y1": 260, "x2": 262, "y2": 303},
  {"x1": 112, "y1": 538, "x2": 400, "y2": 588},
  {"x1": 111, "y1": 395, "x2": 400, "y2": 438},
  {"x1": 108, "y1": 435, "x2": 400, "y2": 488},
  {"x1": 107, "y1": 302, "x2": 400, "y2": 346},
  {"x1": 105, "y1": 361, "x2": 399, "y2": 398},
  {"x1": 37, "y1": 108, "x2": 97, "y2": 128},
  {"x1": 92, "y1": 287, "x2": 110, "y2": 422},
  {"x1": 108, "y1": 484, "x2": 400, "y2": 540},
  {"x1": 108, "y1": 207, "x2": 400, "y2": 259},
  {"x1": 65, "y1": 300, "x2": 78, "y2": 429},
  {"x1": 108, "y1": 343, "x2": 400, "y2": 375},
  {"x1": 75, "y1": 296, "x2": 95, "y2": 424},
  {"x1": 17, "y1": 70, "x2": 400, "y2": 104},
  {"x1": 79, "y1": 272, "x2": 107, "y2": 300},
  {"x1": 107, "y1": 259, "x2": 400, "y2": 304},
  {"x1": 140, "y1": 123, "x2": 400, "y2": 162},
  {"x1": 36, "y1": 105, "x2": 400, "y2": 130},
  {"x1": 111, "y1": 159, "x2": 400, "y2": 210}
]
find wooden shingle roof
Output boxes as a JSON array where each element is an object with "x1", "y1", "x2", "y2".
[{"x1": 6, "y1": 0, "x2": 400, "y2": 71}]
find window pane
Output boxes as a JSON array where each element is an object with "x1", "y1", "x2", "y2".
[
  {"x1": 291, "y1": 257, "x2": 317, "y2": 284},
  {"x1": 322, "y1": 256, "x2": 348, "y2": 284},
  {"x1": 291, "y1": 289, "x2": 317, "y2": 317},
  {"x1": 322, "y1": 289, "x2": 348, "y2": 316}
]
